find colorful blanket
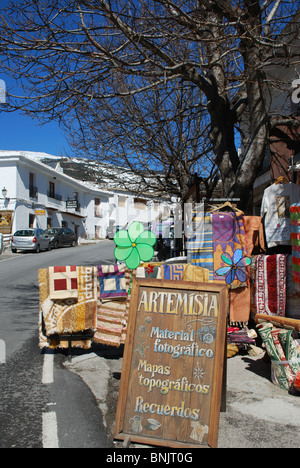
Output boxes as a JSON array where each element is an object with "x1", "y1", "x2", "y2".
[
  {"x1": 187, "y1": 211, "x2": 214, "y2": 281},
  {"x1": 39, "y1": 266, "x2": 98, "y2": 349},
  {"x1": 255, "y1": 254, "x2": 287, "y2": 317},
  {"x1": 97, "y1": 264, "x2": 128, "y2": 299},
  {"x1": 257, "y1": 321, "x2": 300, "y2": 391},
  {"x1": 49, "y1": 266, "x2": 78, "y2": 300},
  {"x1": 93, "y1": 300, "x2": 129, "y2": 348},
  {"x1": 290, "y1": 204, "x2": 300, "y2": 289},
  {"x1": 137, "y1": 263, "x2": 209, "y2": 283},
  {"x1": 212, "y1": 212, "x2": 249, "y2": 288}
]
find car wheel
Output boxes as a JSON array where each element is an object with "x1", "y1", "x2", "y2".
[
  {"x1": 11, "y1": 248, "x2": 17, "y2": 253},
  {"x1": 54, "y1": 241, "x2": 59, "y2": 249},
  {"x1": 71, "y1": 240, "x2": 76, "y2": 247},
  {"x1": 36, "y1": 245, "x2": 41, "y2": 253}
]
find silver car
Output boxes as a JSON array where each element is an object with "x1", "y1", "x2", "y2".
[{"x1": 11, "y1": 228, "x2": 51, "y2": 253}]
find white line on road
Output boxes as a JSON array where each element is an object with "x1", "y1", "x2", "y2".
[
  {"x1": 42, "y1": 412, "x2": 59, "y2": 449},
  {"x1": 42, "y1": 352, "x2": 54, "y2": 384}
]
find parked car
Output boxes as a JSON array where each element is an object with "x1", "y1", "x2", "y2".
[
  {"x1": 11, "y1": 228, "x2": 51, "y2": 253},
  {"x1": 106, "y1": 225, "x2": 121, "y2": 239},
  {"x1": 44, "y1": 227, "x2": 77, "y2": 248}
]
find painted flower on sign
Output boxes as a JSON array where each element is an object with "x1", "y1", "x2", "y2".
[{"x1": 114, "y1": 221, "x2": 156, "y2": 270}]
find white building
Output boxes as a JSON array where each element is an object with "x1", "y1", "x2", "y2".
[{"x1": 0, "y1": 151, "x2": 173, "y2": 240}]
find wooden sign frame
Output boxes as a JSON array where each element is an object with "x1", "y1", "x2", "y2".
[{"x1": 114, "y1": 278, "x2": 228, "y2": 449}]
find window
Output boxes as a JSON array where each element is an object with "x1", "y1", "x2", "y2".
[
  {"x1": 134, "y1": 198, "x2": 147, "y2": 210},
  {"x1": 95, "y1": 198, "x2": 101, "y2": 217},
  {"x1": 29, "y1": 172, "x2": 37, "y2": 199},
  {"x1": 49, "y1": 181, "x2": 55, "y2": 198},
  {"x1": 29, "y1": 214, "x2": 35, "y2": 228}
]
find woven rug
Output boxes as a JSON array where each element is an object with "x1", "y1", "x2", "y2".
[
  {"x1": 255, "y1": 254, "x2": 287, "y2": 317},
  {"x1": 97, "y1": 264, "x2": 128, "y2": 299},
  {"x1": 290, "y1": 204, "x2": 300, "y2": 289},
  {"x1": 187, "y1": 211, "x2": 214, "y2": 281},
  {"x1": 93, "y1": 300, "x2": 129, "y2": 347},
  {"x1": 49, "y1": 266, "x2": 78, "y2": 300},
  {"x1": 39, "y1": 266, "x2": 98, "y2": 349}
]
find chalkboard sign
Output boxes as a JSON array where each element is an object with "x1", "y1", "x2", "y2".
[{"x1": 114, "y1": 278, "x2": 228, "y2": 448}]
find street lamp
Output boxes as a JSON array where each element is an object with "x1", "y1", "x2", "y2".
[{"x1": 2, "y1": 187, "x2": 7, "y2": 199}]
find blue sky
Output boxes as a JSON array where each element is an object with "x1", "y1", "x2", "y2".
[{"x1": 0, "y1": 74, "x2": 73, "y2": 157}]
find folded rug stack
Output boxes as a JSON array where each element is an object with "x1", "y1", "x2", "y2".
[
  {"x1": 39, "y1": 266, "x2": 98, "y2": 349},
  {"x1": 257, "y1": 321, "x2": 300, "y2": 391}
]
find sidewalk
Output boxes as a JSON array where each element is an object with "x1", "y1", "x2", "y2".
[{"x1": 63, "y1": 347, "x2": 300, "y2": 449}]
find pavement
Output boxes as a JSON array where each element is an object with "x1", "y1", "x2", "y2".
[{"x1": 63, "y1": 344, "x2": 300, "y2": 449}]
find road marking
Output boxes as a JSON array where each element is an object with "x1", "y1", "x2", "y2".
[
  {"x1": 42, "y1": 352, "x2": 54, "y2": 384},
  {"x1": 42, "y1": 412, "x2": 59, "y2": 448}
]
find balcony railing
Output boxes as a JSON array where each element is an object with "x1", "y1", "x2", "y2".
[
  {"x1": 47, "y1": 191, "x2": 62, "y2": 201},
  {"x1": 29, "y1": 185, "x2": 38, "y2": 199}
]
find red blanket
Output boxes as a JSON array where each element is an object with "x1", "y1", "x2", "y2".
[{"x1": 255, "y1": 254, "x2": 287, "y2": 317}]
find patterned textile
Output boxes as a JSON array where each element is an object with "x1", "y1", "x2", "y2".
[
  {"x1": 187, "y1": 211, "x2": 214, "y2": 281},
  {"x1": 290, "y1": 204, "x2": 300, "y2": 289},
  {"x1": 255, "y1": 254, "x2": 287, "y2": 317},
  {"x1": 161, "y1": 264, "x2": 185, "y2": 280},
  {"x1": 182, "y1": 264, "x2": 210, "y2": 283},
  {"x1": 137, "y1": 263, "x2": 162, "y2": 279},
  {"x1": 39, "y1": 266, "x2": 98, "y2": 349},
  {"x1": 49, "y1": 266, "x2": 78, "y2": 300},
  {"x1": 137, "y1": 263, "x2": 210, "y2": 283},
  {"x1": 257, "y1": 321, "x2": 300, "y2": 391},
  {"x1": 93, "y1": 300, "x2": 128, "y2": 348},
  {"x1": 229, "y1": 287, "x2": 251, "y2": 326},
  {"x1": 255, "y1": 313, "x2": 300, "y2": 333},
  {"x1": 257, "y1": 323, "x2": 290, "y2": 390},
  {"x1": 212, "y1": 212, "x2": 248, "y2": 288},
  {"x1": 97, "y1": 264, "x2": 128, "y2": 299}
]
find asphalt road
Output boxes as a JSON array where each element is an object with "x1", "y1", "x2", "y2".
[{"x1": 0, "y1": 241, "x2": 115, "y2": 448}]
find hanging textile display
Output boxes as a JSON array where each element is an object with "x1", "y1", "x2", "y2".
[
  {"x1": 243, "y1": 216, "x2": 265, "y2": 255},
  {"x1": 290, "y1": 203, "x2": 300, "y2": 290},
  {"x1": 212, "y1": 211, "x2": 250, "y2": 288},
  {"x1": 186, "y1": 210, "x2": 214, "y2": 281},
  {"x1": 261, "y1": 182, "x2": 300, "y2": 249},
  {"x1": 255, "y1": 254, "x2": 287, "y2": 317}
]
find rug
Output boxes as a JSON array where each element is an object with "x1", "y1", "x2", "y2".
[
  {"x1": 255, "y1": 313, "x2": 300, "y2": 333},
  {"x1": 161, "y1": 264, "x2": 185, "y2": 280},
  {"x1": 182, "y1": 264, "x2": 210, "y2": 283},
  {"x1": 93, "y1": 300, "x2": 128, "y2": 347},
  {"x1": 257, "y1": 321, "x2": 300, "y2": 391},
  {"x1": 97, "y1": 264, "x2": 128, "y2": 299},
  {"x1": 257, "y1": 323, "x2": 290, "y2": 390},
  {"x1": 49, "y1": 266, "x2": 78, "y2": 300},
  {"x1": 138, "y1": 263, "x2": 210, "y2": 283},
  {"x1": 39, "y1": 266, "x2": 98, "y2": 349},
  {"x1": 290, "y1": 204, "x2": 300, "y2": 290},
  {"x1": 228, "y1": 287, "x2": 251, "y2": 326},
  {"x1": 255, "y1": 254, "x2": 287, "y2": 317},
  {"x1": 187, "y1": 211, "x2": 214, "y2": 281}
]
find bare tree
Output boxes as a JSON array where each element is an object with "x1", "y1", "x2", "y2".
[
  {"x1": 65, "y1": 77, "x2": 219, "y2": 198},
  {"x1": 0, "y1": 1, "x2": 299, "y2": 210}
]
